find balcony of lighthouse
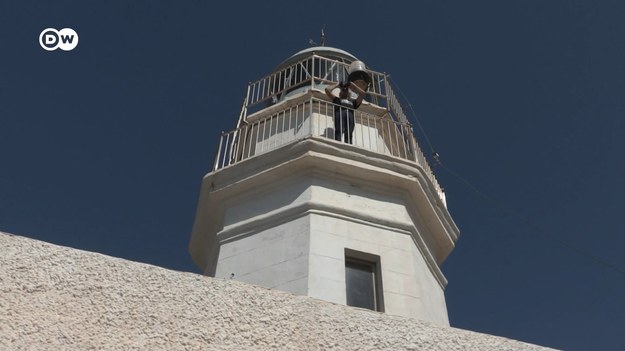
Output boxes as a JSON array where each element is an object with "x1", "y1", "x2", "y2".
[{"x1": 212, "y1": 49, "x2": 447, "y2": 207}]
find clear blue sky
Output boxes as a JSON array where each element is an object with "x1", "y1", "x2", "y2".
[{"x1": 2, "y1": 1, "x2": 624, "y2": 350}]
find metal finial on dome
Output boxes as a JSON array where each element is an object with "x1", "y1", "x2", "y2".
[{"x1": 308, "y1": 26, "x2": 326, "y2": 47}]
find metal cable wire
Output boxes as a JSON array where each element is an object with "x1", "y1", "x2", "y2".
[
  {"x1": 388, "y1": 75, "x2": 625, "y2": 278},
  {"x1": 387, "y1": 76, "x2": 436, "y2": 155}
]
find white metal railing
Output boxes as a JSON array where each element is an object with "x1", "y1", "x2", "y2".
[
  {"x1": 244, "y1": 55, "x2": 405, "y2": 123},
  {"x1": 213, "y1": 97, "x2": 446, "y2": 206},
  {"x1": 385, "y1": 82, "x2": 409, "y2": 124}
]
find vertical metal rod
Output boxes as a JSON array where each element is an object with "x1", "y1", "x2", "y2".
[
  {"x1": 272, "y1": 73, "x2": 276, "y2": 97},
  {"x1": 358, "y1": 111, "x2": 363, "y2": 148},
  {"x1": 300, "y1": 101, "x2": 304, "y2": 137},
  {"x1": 318, "y1": 100, "x2": 322, "y2": 138},
  {"x1": 393, "y1": 123, "x2": 399, "y2": 157},
  {"x1": 380, "y1": 119, "x2": 385, "y2": 154},
  {"x1": 410, "y1": 128, "x2": 419, "y2": 163},
  {"x1": 296, "y1": 102, "x2": 300, "y2": 138},
  {"x1": 274, "y1": 114, "x2": 279, "y2": 149},
  {"x1": 319, "y1": 100, "x2": 324, "y2": 137},
  {"x1": 222, "y1": 132, "x2": 230, "y2": 168},
  {"x1": 275, "y1": 113, "x2": 279, "y2": 149},
  {"x1": 276, "y1": 110, "x2": 286, "y2": 145},
  {"x1": 311, "y1": 56, "x2": 315, "y2": 91},
  {"x1": 304, "y1": 100, "x2": 308, "y2": 137},
  {"x1": 303, "y1": 59, "x2": 307, "y2": 83},
  {"x1": 385, "y1": 120, "x2": 392, "y2": 156},
  {"x1": 282, "y1": 110, "x2": 286, "y2": 145},
  {"x1": 292, "y1": 105, "x2": 297, "y2": 141},
  {"x1": 269, "y1": 75, "x2": 272, "y2": 98},
  {"x1": 377, "y1": 118, "x2": 381, "y2": 153},
  {"x1": 373, "y1": 117, "x2": 378, "y2": 153},
  {"x1": 271, "y1": 115, "x2": 275, "y2": 150},
  {"x1": 248, "y1": 122, "x2": 255, "y2": 157},
  {"x1": 221, "y1": 133, "x2": 228, "y2": 168},
  {"x1": 287, "y1": 104, "x2": 292, "y2": 142},
  {"x1": 310, "y1": 100, "x2": 314, "y2": 136},
  {"x1": 254, "y1": 81, "x2": 260, "y2": 104},
  {"x1": 250, "y1": 84, "x2": 256, "y2": 106},
  {"x1": 324, "y1": 59, "x2": 328, "y2": 81},
  {"x1": 384, "y1": 120, "x2": 393, "y2": 155},
  {"x1": 324, "y1": 99, "x2": 329, "y2": 140},
  {"x1": 384, "y1": 74, "x2": 391, "y2": 113},
  {"x1": 261, "y1": 78, "x2": 266, "y2": 103},
  {"x1": 319, "y1": 99, "x2": 324, "y2": 139},
  {"x1": 393, "y1": 122, "x2": 401, "y2": 158},
  {"x1": 309, "y1": 97, "x2": 313, "y2": 137},
  {"x1": 400, "y1": 125, "x2": 407, "y2": 159},
  {"x1": 261, "y1": 119, "x2": 266, "y2": 153},
  {"x1": 400, "y1": 124, "x2": 408, "y2": 159},
  {"x1": 291, "y1": 104, "x2": 296, "y2": 139},
  {"x1": 283, "y1": 67, "x2": 288, "y2": 91},
  {"x1": 294, "y1": 62, "x2": 304, "y2": 85},
  {"x1": 228, "y1": 131, "x2": 237, "y2": 166},
  {"x1": 366, "y1": 114, "x2": 372, "y2": 151},
  {"x1": 258, "y1": 121, "x2": 263, "y2": 154},
  {"x1": 282, "y1": 69, "x2": 286, "y2": 92},
  {"x1": 221, "y1": 133, "x2": 230, "y2": 168},
  {"x1": 293, "y1": 62, "x2": 303, "y2": 85},
  {"x1": 338, "y1": 104, "x2": 342, "y2": 143},
  {"x1": 240, "y1": 124, "x2": 248, "y2": 160},
  {"x1": 247, "y1": 123, "x2": 256, "y2": 157},
  {"x1": 244, "y1": 84, "x2": 252, "y2": 116},
  {"x1": 213, "y1": 133, "x2": 224, "y2": 171},
  {"x1": 269, "y1": 114, "x2": 274, "y2": 150}
]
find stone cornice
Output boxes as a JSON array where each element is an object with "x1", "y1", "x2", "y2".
[{"x1": 190, "y1": 137, "x2": 460, "y2": 274}]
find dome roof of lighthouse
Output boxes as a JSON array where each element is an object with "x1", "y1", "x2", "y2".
[{"x1": 275, "y1": 46, "x2": 359, "y2": 71}]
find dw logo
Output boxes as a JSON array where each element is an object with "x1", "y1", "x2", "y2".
[{"x1": 39, "y1": 28, "x2": 79, "y2": 51}]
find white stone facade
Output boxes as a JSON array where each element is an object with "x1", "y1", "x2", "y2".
[
  {"x1": 190, "y1": 137, "x2": 458, "y2": 325},
  {"x1": 191, "y1": 47, "x2": 458, "y2": 326}
]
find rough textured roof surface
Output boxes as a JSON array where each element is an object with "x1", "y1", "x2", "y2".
[{"x1": 0, "y1": 232, "x2": 556, "y2": 350}]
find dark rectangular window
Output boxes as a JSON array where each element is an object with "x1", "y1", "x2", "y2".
[{"x1": 345, "y1": 250, "x2": 383, "y2": 312}]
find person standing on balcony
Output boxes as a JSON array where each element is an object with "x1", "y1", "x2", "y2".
[{"x1": 325, "y1": 81, "x2": 366, "y2": 144}]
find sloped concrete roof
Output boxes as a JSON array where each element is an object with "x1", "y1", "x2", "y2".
[{"x1": 0, "y1": 232, "x2": 556, "y2": 350}]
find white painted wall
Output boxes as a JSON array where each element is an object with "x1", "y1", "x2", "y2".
[
  {"x1": 215, "y1": 216, "x2": 310, "y2": 295},
  {"x1": 208, "y1": 169, "x2": 450, "y2": 325},
  {"x1": 307, "y1": 199, "x2": 448, "y2": 325}
]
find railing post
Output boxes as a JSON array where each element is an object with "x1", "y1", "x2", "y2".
[
  {"x1": 409, "y1": 126, "x2": 418, "y2": 164},
  {"x1": 383, "y1": 73, "x2": 391, "y2": 112},
  {"x1": 223, "y1": 132, "x2": 231, "y2": 168},
  {"x1": 309, "y1": 97, "x2": 313, "y2": 137},
  {"x1": 240, "y1": 124, "x2": 248, "y2": 160},
  {"x1": 311, "y1": 55, "x2": 315, "y2": 91},
  {"x1": 244, "y1": 85, "x2": 250, "y2": 121},
  {"x1": 213, "y1": 132, "x2": 224, "y2": 171}
]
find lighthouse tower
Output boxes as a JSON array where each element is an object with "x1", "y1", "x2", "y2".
[{"x1": 189, "y1": 47, "x2": 459, "y2": 326}]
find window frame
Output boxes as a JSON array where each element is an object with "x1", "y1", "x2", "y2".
[{"x1": 344, "y1": 249, "x2": 384, "y2": 312}]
